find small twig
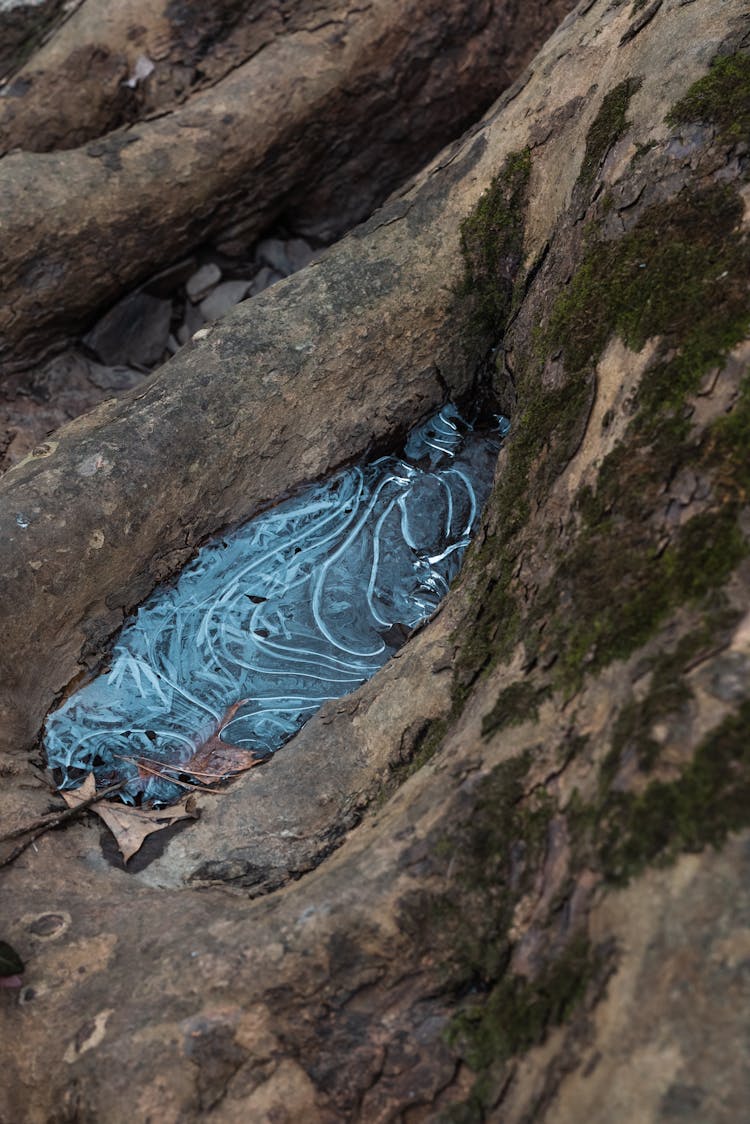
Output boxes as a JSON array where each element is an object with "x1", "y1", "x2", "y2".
[
  {"x1": 112, "y1": 754, "x2": 219, "y2": 795},
  {"x1": 0, "y1": 782, "x2": 124, "y2": 869},
  {"x1": 127, "y1": 750, "x2": 264, "y2": 781},
  {"x1": 0, "y1": 782, "x2": 124, "y2": 843}
]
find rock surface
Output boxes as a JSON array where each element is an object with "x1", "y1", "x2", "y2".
[
  {"x1": 1, "y1": 1, "x2": 749, "y2": 1121},
  {"x1": 0, "y1": 0, "x2": 576, "y2": 373}
]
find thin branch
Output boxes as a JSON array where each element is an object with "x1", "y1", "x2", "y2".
[
  {"x1": 112, "y1": 754, "x2": 220, "y2": 795},
  {"x1": 0, "y1": 782, "x2": 124, "y2": 869},
  {"x1": 0, "y1": 782, "x2": 124, "y2": 843}
]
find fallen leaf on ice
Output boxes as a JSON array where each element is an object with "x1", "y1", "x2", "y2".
[
  {"x1": 180, "y1": 718, "x2": 266, "y2": 781},
  {"x1": 62, "y1": 774, "x2": 199, "y2": 863}
]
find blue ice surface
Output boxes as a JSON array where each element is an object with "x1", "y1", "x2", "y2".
[{"x1": 45, "y1": 405, "x2": 507, "y2": 804}]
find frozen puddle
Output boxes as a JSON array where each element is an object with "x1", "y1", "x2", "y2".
[{"x1": 45, "y1": 406, "x2": 507, "y2": 804}]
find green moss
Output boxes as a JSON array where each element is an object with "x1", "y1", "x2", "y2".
[
  {"x1": 579, "y1": 77, "x2": 642, "y2": 187},
  {"x1": 706, "y1": 376, "x2": 750, "y2": 496},
  {"x1": 452, "y1": 551, "x2": 521, "y2": 705},
  {"x1": 431, "y1": 753, "x2": 599, "y2": 1116},
  {"x1": 549, "y1": 184, "x2": 748, "y2": 393},
  {"x1": 454, "y1": 161, "x2": 750, "y2": 704},
  {"x1": 375, "y1": 717, "x2": 449, "y2": 806},
  {"x1": 459, "y1": 149, "x2": 532, "y2": 342},
  {"x1": 667, "y1": 52, "x2": 750, "y2": 145},
  {"x1": 553, "y1": 507, "x2": 747, "y2": 691},
  {"x1": 597, "y1": 621, "x2": 737, "y2": 789},
  {"x1": 591, "y1": 699, "x2": 750, "y2": 884},
  {"x1": 633, "y1": 139, "x2": 657, "y2": 161},
  {"x1": 406, "y1": 753, "x2": 553, "y2": 983},
  {"x1": 445, "y1": 934, "x2": 595, "y2": 1073},
  {"x1": 535, "y1": 181, "x2": 750, "y2": 686},
  {"x1": 482, "y1": 681, "x2": 550, "y2": 738}
]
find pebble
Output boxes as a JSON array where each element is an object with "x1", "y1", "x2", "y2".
[
  {"x1": 87, "y1": 363, "x2": 144, "y2": 392},
  {"x1": 249, "y1": 266, "x2": 283, "y2": 296},
  {"x1": 83, "y1": 290, "x2": 171, "y2": 368},
  {"x1": 255, "y1": 238, "x2": 293, "y2": 276},
  {"x1": 186, "y1": 263, "x2": 222, "y2": 302},
  {"x1": 285, "y1": 237, "x2": 316, "y2": 272},
  {"x1": 199, "y1": 280, "x2": 252, "y2": 322},
  {"x1": 180, "y1": 300, "x2": 205, "y2": 343}
]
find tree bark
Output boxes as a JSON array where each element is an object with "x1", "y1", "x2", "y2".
[
  {"x1": 0, "y1": 0, "x2": 574, "y2": 374},
  {"x1": 0, "y1": 0, "x2": 357, "y2": 153},
  {"x1": 0, "y1": 0, "x2": 69, "y2": 84},
  {"x1": 1, "y1": 2, "x2": 749, "y2": 1122}
]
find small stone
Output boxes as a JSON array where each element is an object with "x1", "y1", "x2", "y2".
[
  {"x1": 185, "y1": 263, "x2": 222, "y2": 302},
  {"x1": 284, "y1": 237, "x2": 315, "y2": 272},
  {"x1": 249, "y1": 266, "x2": 283, "y2": 296},
  {"x1": 199, "y1": 280, "x2": 252, "y2": 322},
  {"x1": 87, "y1": 363, "x2": 144, "y2": 392},
  {"x1": 214, "y1": 237, "x2": 248, "y2": 258},
  {"x1": 144, "y1": 257, "x2": 197, "y2": 298},
  {"x1": 182, "y1": 301, "x2": 205, "y2": 341},
  {"x1": 255, "y1": 238, "x2": 292, "y2": 276},
  {"x1": 83, "y1": 290, "x2": 172, "y2": 368}
]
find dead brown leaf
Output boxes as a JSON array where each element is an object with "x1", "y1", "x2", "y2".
[
  {"x1": 175, "y1": 698, "x2": 266, "y2": 781},
  {"x1": 61, "y1": 774, "x2": 199, "y2": 863}
]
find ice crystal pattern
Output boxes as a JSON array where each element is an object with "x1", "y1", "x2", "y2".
[{"x1": 45, "y1": 407, "x2": 506, "y2": 803}]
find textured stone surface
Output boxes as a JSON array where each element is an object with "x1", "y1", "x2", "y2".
[
  {"x1": 0, "y1": 1, "x2": 748, "y2": 1121},
  {"x1": 0, "y1": 0, "x2": 576, "y2": 372},
  {"x1": 83, "y1": 290, "x2": 172, "y2": 367}
]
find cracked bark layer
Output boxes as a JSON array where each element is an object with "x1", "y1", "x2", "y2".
[
  {"x1": 0, "y1": 0, "x2": 575, "y2": 373},
  {"x1": 1, "y1": 1, "x2": 749, "y2": 1121}
]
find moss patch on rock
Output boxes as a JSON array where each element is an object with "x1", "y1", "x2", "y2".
[
  {"x1": 578, "y1": 77, "x2": 641, "y2": 187},
  {"x1": 542, "y1": 181, "x2": 750, "y2": 686},
  {"x1": 454, "y1": 176, "x2": 750, "y2": 697},
  {"x1": 580, "y1": 698, "x2": 750, "y2": 885},
  {"x1": 458, "y1": 148, "x2": 532, "y2": 343},
  {"x1": 667, "y1": 52, "x2": 750, "y2": 145},
  {"x1": 481, "y1": 680, "x2": 550, "y2": 737},
  {"x1": 443, "y1": 935, "x2": 598, "y2": 1123},
  {"x1": 548, "y1": 183, "x2": 748, "y2": 399},
  {"x1": 426, "y1": 753, "x2": 553, "y2": 980},
  {"x1": 412, "y1": 59, "x2": 750, "y2": 1124}
]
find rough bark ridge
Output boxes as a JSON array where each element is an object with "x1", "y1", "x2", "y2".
[
  {"x1": 0, "y1": 0, "x2": 575, "y2": 373},
  {"x1": 1, "y1": 1, "x2": 750, "y2": 1121}
]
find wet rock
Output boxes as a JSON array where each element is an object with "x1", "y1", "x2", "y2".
[
  {"x1": 199, "y1": 280, "x2": 252, "y2": 322},
  {"x1": 83, "y1": 291, "x2": 171, "y2": 369},
  {"x1": 186, "y1": 263, "x2": 222, "y2": 302}
]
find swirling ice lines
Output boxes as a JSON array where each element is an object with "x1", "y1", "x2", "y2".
[{"x1": 44, "y1": 405, "x2": 505, "y2": 803}]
